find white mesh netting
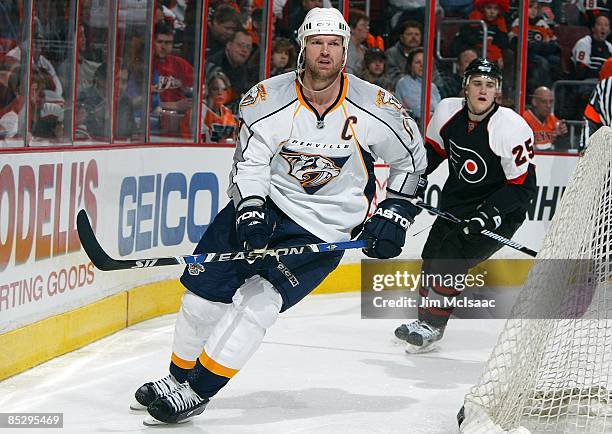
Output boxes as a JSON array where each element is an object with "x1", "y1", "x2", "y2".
[{"x1": 460, "y1": 127, "x2": 612, "y2": 434}]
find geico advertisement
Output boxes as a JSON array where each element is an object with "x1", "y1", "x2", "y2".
[
  {"x1": 369, "y1": 153, "x2": 578, "y2": 259},
  {"x1": 0, "y1": 147, "x2": 234, "y2": 332}
]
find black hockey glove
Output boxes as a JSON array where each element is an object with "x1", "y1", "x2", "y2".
[
  {"x1": 236, "y1": 197, "x2": 273, "y2": 250},
  {"x1": 463, "y1": 203, "x2": 502, "y2": 236},
  {"x1": 361, "y1": 199, "x2": 417, "y2": 259}
]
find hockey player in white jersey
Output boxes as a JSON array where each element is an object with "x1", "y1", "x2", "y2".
[
  {"x1": 394, "y1": 58, "x2": 537, "y2": 353},
  {"x1": 131, "y1": 7, "x2": 427, "y2": 425}
]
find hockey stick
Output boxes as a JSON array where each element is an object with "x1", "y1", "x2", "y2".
[
  {"x1": 414, "y1": 201, "x2": 538, "y2": 257},
  {"x1": 77, "y1": 209, "x2": 371, "y2": 271}
]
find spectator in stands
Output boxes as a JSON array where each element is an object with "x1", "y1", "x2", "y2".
[
  {"x1": 26, "y1": 69, "x2": 65, "y2": 140},
  {"x1": 436, "y1": 47, "x2": 478, "y2": 98},
  {"x1": 360, "y1": 48, "x2": 394, "y2": 91},
  {"x1": 206, "y1": 5, "x2": 242, "y2": 58},
  {"x1": 152, "y1": 23, "x2": 194, "y2": 112},
  {"x1": 386, "y1": 20, "x2": 423, "y2": 88},
  {"x1": 346, "y1": 9, "x2": 370, "y2": 75},
  {"x1": 453, "y1": 0, "x2": 510, "y2": 68},
  {"x1": 77, "y1": 63, "x2": 136, "y2": 140},
  {"x1": 581, "y1": 57, "x2": 612, "y2": 147},
  {"x1": 395, "y1": 47, "x2": 441, "y2": 122},
  {"x1": 510, "y1": 0, "x2": 560, "y2": 92},
  {"x1": 277, "y1": 0, "x2": 323, "y2": 40},
  {"x1": 270, "y1": 37, "x2": 297, "y2": 76},
  {"x1": 181, "y1": 71, "x2": 239, "y2": 142},
  {"x1": 205, "y1": 28, "x2": 255, "y2": 110},
  {"x1": 0, "y1": 65, "x2": 22, "y2": 141},
  {"x1": 388, "y1": 0, "x2": 427, "y2": 29},
  {"x1": 0, "y1": 2, "x2": 17, "y2": 57},
  {"x1": 440, "y1": 0, "x2": 473, "y2": 17},
  {"x1": 6, "y1": 35, "x2": 64, "y2": 103},
  {"x1": 575, "y1": 0, "x2": 609, "y2": 28},
  {"x1": 58, "y1": 25, "x2": 101, "y2": 96},
  {"x1": 572, "y1": 14, "x2": 612, "y2": 80},
  {"x1": 0, "y1": 62, "x2": 16, "y2": 114},
  {"x1": 523, "y1": 86, "x2": 568, "y2": 150},
  {"x1": 77, "y1": 63, "x2": 107, "y2": 138}
]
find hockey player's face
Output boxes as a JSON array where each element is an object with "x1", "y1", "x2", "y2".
[
  {"x1": 465, "y1": 76, "x2": 498, "y2": 113},
  {"x1": 304, "y1": 35, "x2": 344, "y2": 81}
]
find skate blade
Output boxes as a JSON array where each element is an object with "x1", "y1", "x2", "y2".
[
  {"x1": 130, "y1": 400, "x2": 147, "y2": 411},
  {"x1": 143, "y1": 415, "x2": 193, "y2": 426},
  {"x1": 405, "y1": 341, "x2": 438, "y2": 354}
]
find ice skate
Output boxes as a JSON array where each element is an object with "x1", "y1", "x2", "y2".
[
  {"x1": 393, "y1": 320, "x2": 425, "y2": 344},
  {"x1": 403, "y1": 321, "x2": 444, "y2": 354},
  {"x1": 144, "y1": 383, "x2": 209, "y2": 425},
  {"x1": 130, "y1": 374, "x2": 183, "y2": 411}
]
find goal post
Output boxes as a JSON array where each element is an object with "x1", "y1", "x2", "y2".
[{"x1": 459, "y1": 127, "x2": 612, "y2": 434}]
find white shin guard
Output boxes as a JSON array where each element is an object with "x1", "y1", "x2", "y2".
[
  {"x1": 203, "y1": 276, "x2": 283, "y2": 372},
  {"x1": 172, "y1": 290, "x2": 231, "y2": 362}
]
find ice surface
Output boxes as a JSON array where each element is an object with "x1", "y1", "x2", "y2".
[{"x1": 0, "y1": 292, "x2": 507, "y2": 433}]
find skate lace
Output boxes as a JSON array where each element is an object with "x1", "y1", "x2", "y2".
[
  {"x1": 167, "y1": 384, "x2": 203, "y2": 412},
  {"x1": 151, "y1": 374, "x2": 179, "y2": 397},
  {"x1": 417, "y1": 323, "x2": 439, "y2": 339}
]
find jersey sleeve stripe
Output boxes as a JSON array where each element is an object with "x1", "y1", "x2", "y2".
[
  {"x1": 506, "y1": 170, "x2": 529, "y2": 185},
  {"x1": 584, "y1": 103, "x2": 602, "y2": 124},
  {"x1": 345, "y1": 97, "x2": 416, "y2": 172},
  {"x1": 426, "y1": 138, "x2": 448, "y2": 158}
]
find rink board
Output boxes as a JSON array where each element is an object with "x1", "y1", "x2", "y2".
[{"x1": 0, "y1": 146, "x2": 578, "y2": 380}]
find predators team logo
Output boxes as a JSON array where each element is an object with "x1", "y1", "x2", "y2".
[
  {"x1": 240, "y1": 83, "x2": 267, "y2": 107},
  {"x1": 449, "y1": 140, "x2": 488, "y2": 184},
  {"x1": 280, "y1": 147, "x2": 349, "y2": 194},
  {"x1": 375, "y1": 89, "x2": 403, "y2": 111}
]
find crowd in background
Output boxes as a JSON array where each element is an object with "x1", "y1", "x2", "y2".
[{"x1": 0, "y1": 0, "x2": 610, "y2": 150}]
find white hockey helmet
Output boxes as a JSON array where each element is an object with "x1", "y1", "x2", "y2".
[{"x1": 296, "y1": 7, "x2": 351, "y2": 73}]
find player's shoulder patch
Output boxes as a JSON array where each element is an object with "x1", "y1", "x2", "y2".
[
  {"x1": 375, "y1": 88, "x2": 403, "y2": 112},
  {"x1": 240, "y1": 83, "x2": 267, "y2": 108}
]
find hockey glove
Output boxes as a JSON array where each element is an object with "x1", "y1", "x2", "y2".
[
  {"x1": 236, "y1": 197, "x2": 273, "y2": 250},
  {"x1": 463, "y1": 203, "x2": 502, "y2": 236},
  {"x1": 361, "y1": 198, "x2": 417, "y2": 259}
]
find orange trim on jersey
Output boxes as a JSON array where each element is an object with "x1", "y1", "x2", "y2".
[
  {"x1": 426, "y1": 138, "x2": 448, "y2": 159},
  {"x1": 294, "y1": 73, "x2": 348, "y2": 117},
  {"x1": 584, "y1": 103, "x2": 602, "y2": 124},
  {"x1": 326, "y1": 73, "x2": 348, "y2": 114},
  {"x1": 506, "y1": 171, "x2": 529, "y2": 185},
  {"x1": 171, "y1": 353, "x2": 197, "y2": 369},
  {"x1": 198, "y1": 350, "x2": 239, "y2": 378}
]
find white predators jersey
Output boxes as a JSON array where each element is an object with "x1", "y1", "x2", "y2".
[{"x1": 229, "y1": 72, "x2": 427, "y2": 242}]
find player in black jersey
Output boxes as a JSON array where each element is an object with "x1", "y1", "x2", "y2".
[{"x1": 394, "y1": 58, "x2": 537, "y2": 353}]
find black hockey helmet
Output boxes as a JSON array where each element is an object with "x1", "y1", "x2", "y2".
[{"x1": 462, "y1": 58, "x2": 503, "y2": 90}]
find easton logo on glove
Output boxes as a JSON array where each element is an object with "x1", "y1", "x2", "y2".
[
  {"x1": 372, "y1": 208, "x2": 412, "y2": 229},
  {"x1": 360, "y1": 198, "x2": 417, "y2": 259}
]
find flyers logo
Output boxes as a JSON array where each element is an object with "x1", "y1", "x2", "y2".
[
  {"x1": 240, "y1": 84, "x2": 267, "y2": 107},
  {"x1": 375, "y1": 89, "x2": 403, "y2": 111},
  {"x1": 449, "y1": 140, "x2": 488, "y2": 184},
  {"x1": 280, "y1": 147, "x2": 349, "y2": 194}
]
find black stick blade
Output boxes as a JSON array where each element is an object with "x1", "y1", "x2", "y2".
[{"x1": 77, "y1": 210, "x2": 125, "y2": 271}]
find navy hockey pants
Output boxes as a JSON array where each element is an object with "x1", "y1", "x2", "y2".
[{"x1": 180, "y1": 201, "x2": 344, "y2": 312}]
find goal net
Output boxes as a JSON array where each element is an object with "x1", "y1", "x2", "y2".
[{"x1": 460, "y1": 127, "x2": 612, "y2": 434}]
